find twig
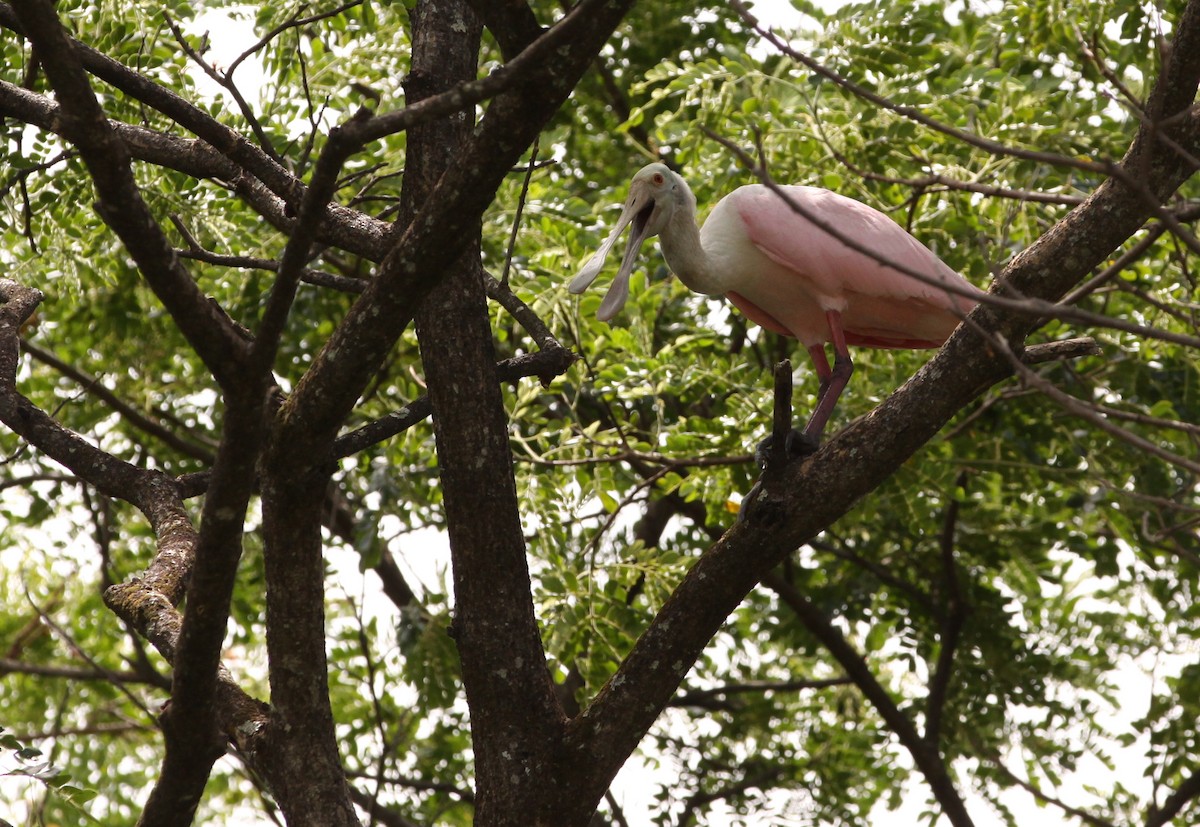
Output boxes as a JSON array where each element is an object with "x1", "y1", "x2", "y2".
[
  {"x1": 514, "y1": 447, "x2": 751, "y2": 470},
  {"x1": 768, "y1": 359, "x2": 793, "y2": 475},
  {"x1": 672, "y1": 676, "x2": 853, "y2": 710},
  {"x1": 174, "y1": 247, "x2": 366, "y2": 294},
  {"x1": 604, "y1": 790, "x2": 631, "y2": 827},
  {"x1": 1075, "y1": 24, "x2": 1145, "y2": 114},
  {"x1": 809, "y1": 538, "x2": 938, "y2": 612},
  {"x1": 0, "y1": 657, "x2": 155, "y2": 685},
  {"x1": 1060, "y1": 225, "x2": 1170, "y2": 305},
  {"x1": 22, "y1": 590, "x2": 157, "y2": 721},
  {"x1": 227, "y1": 0, "x2": 364, "y2": 79},
  {"x1": 162, "y1": 10, "x2": 283, "y2": 164},
  {"x1": 21, "y1": 340, "x2": 217, "y2": 462},
  {"x1": 1147, "y1": 768, "x2": 1200, "y2": 827},
  {"x1": 9, "y1": 0, "x2": 253, "y2": 391},
  {"x1": 343, "y1": 767, "x2": 475, "y2": 803},
  {"x1": 0, "y1": 148, "x2": 72, "y2": 202},
  {"x1": 501, "y1": 136, "x2": 540, "y2": 287},
  {"x1": 348, "y1": 589, "x2": 392, "y2": 827},
  {"x1": 253, "y1": 107, "x2": 374, "y2": 370},
  {"x1": 980, "y1": 745, "x2": 1118, "y2": 827},
  {"x1": 13, "y1": 721, "x2": 150, "y2": 740},
  {"x1": 924, "y1": 471, "x2": 969, "y2": 747},
  {"x1": 675, "y1": 767, "x2": 786, "y2": 827},
  {"x1": 329, "y1": 346, "x2": 577, "y2": 460},
  {"x1": 824, "y1": 137, "x2": 1084, "y2": 208},
  {"x1": 485, "y1": 271, "x2": 566, "y2": 352},
  {"x1": 733, "y1": 0, "x2": 1200, "y2": 263},
  {"x1": 974, "y1": 323, "x2": 1200, "y2": 474},
  {"x1": 728, "y1": 0, "x2": 1113, "y2": 177}
]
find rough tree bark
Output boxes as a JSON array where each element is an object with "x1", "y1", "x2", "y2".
[{"x1": 404, "y1": 2, "x2": 570, "y2": 824}]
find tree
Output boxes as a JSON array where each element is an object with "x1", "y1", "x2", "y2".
[{"x1": 1, "y1": 0, "x2": 1198, "y2": 825}]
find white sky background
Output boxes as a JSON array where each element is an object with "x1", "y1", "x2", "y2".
[{"x1": 0, "y1": 1, "x2": 1183, "y2": 826}]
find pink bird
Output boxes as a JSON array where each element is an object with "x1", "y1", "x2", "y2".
[{"x1": 570, "y1": 163, "x2": 984, "y2": 457}]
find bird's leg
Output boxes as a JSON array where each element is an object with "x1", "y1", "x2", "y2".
[
  {"x1": 808, "y1": 343, "x2": 833, "y2": 400},
  {"x1": 753, "y1": 343, "x2": 832, "y2": 469},
  {"x1": 800, "y1": 310, "x2": 854, "y2": 444},
  {"x1": 776, "y1": 343, "x2": 835, "y2": 457},
  {"x1": 752, "y1": 311, "x2": 855, "y2": 469}
]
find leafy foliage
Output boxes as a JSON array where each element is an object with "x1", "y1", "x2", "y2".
[{"x1": 1, "y1": 0, "x2": 1198, "y2": 825}]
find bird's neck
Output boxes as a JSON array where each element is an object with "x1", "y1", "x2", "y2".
[{"x1": 659, "y1": 209, "x2": 728, "y2": 296}]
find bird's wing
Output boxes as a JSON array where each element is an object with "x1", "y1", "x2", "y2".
[
  {"x1": 842, "y1": 332, "x2": 944, "y2": 349},
  {"x1": 735, "y1": 185, "x2": 975, "y2": 312},
  {"x1": 730, "y1": 291, "x2": 942, "y2": 348}
]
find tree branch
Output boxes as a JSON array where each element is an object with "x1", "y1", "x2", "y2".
[
  {"x1": 20, "y1": 340, "x2": 216, "y2": 463},
  {"x1": 924, "y1": 473, "x2": 969, "y2": 748},
  {"x1": 1148, "y1": 768, "x2": 1200, "y2": 827},
  {"x1": 762, "y1": 572, "x2": 975, "y2": 827},
  {"x1": 672, "y1": 677, "x2": 854, "y2": 711},
  {"x1": 273, "y1": 0, "x2": 637, "y2": 460}
]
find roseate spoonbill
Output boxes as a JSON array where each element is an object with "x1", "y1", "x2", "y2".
[{"x1": 570, "y1": 162, "x2": 983, "y2": 457}]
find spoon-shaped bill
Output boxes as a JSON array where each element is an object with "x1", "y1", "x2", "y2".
[{"x1": 569, "y1": 193, "x2": 655, "y2": 321}]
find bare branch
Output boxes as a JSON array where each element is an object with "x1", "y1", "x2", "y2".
[
  {"x1": 924, "y1": 472, "x2": 969, "y2": 748},
  {"x1": 1148, "y1": 768, "x2": 1200, "y2": 827},
  {"x1": 501, "y1": 137, "x2": 540, "y2": 287},
  {"x1": 672, "y1": 677, "x2": 854, "y2": 711}
]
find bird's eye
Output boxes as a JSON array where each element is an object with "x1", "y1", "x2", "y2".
[{"x1": 652, "y1": 172, "x2": 665, "y2": 185}]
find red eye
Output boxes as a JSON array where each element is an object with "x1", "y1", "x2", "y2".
[{"x1": 653, "y1": 172, "x2": 665, "y2": 184}]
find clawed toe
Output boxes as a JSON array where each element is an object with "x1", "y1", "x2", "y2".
[
  {"x1": 783, "y1": 429, "x2": 819, "y2": 458},
  {"x1": 755, "y1": 428, "x2": 819, "y2": 470}
]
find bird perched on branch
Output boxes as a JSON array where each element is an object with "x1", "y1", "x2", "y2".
[{"x1": 570, "y1": 162, "x2": 984, "y2": 458}]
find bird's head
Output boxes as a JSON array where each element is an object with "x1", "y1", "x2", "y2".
[{"x1": 569, "y1": 163, "x2": 691, "y2": 321}]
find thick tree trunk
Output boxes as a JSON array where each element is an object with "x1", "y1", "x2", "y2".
[
  {"x1": 257, "y1": 468, "x2": 361, "y2": 826},
  {"x1": 403, "y1": 3, "x2": 570, "y2": 824}
]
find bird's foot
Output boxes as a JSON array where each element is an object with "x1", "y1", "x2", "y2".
[{"x1": 754, "y1": 428, "x2": 819, "y2": 471}]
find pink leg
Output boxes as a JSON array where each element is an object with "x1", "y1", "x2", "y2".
[
  {"x1": 802, "y1": 310, "x2": 854, "y2": 442},
  {"x1": 750, "y1": 312, "x2": 852, "y2": 476},
  {"x1": 807, "y1": 343, "x2": 832, "y2": 394}
]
